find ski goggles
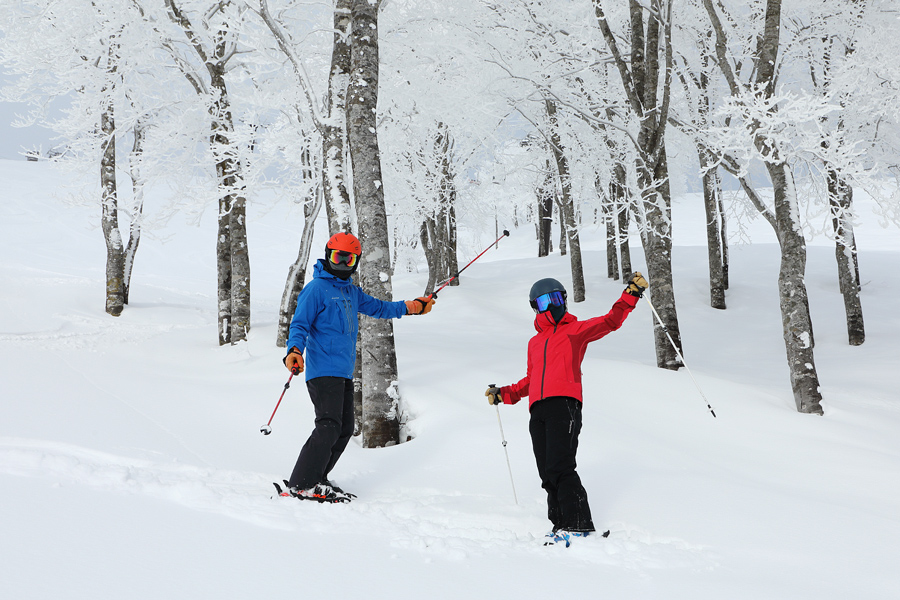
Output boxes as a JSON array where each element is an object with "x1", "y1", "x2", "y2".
[
  {"x1": 533, "y1": 290, "x2": 566, "y2": 313},
  {"x1": 328, "y1": 249, "x2": 359, "y2": 268}
]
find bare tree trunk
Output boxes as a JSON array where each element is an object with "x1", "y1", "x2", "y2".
[
  {"x1": 323, "y1": 0, "x2": 353, "y2": 235},
  {"x1": 433, "y1": 204, "x2": 450, "y2": 283},
  {"x1": 640, "y1": 150, "x2": 684, "y2": 370},
  {"x1": 100, "y1": 97, "x2": 125, "y2": 318},
  {"x1": 347, "y1": 0, "x2": 402, "y2": 447},
  {"x1": 819, "y1": 28, "x2": 865, "y2": 347},
  {"x1": 437, "y1": 123, "x2": 459, "y2": 286},
  {"x1": 209, "y1": 59, "x2": 250, "y2": 345},
  {"x1": 420, "y1": 219, "x2": 438, "y2": 294},
  {"x1": 611, "y1": 163, "x2": 632, "y2": 279},
  {"x1": 602, "y1": 184, "x2": 619, "y2": 280},
  {"x1": 123, "y1": 120, "x2": 146, "y2": 305},
  {"x1": 215, "y1": 199, "x2": 233, "y2": 344},
  {"x1": 229, "y1": 194, "x2": 251, "y2": 343},
  {"x1": 545, "y1": 98, "x2": 585, "y2": 302},
  {"x1": 828, "y1": 168, "x2": 864, "y2": 346},
  {"x1": 447, "y1": 203, "x2": 459, "y2": 278},
  {"x1": 759, "y1": 0, "x2": 822, "y2": 414},
  {"x1": 719, "y1": 191, "x2": 729, "y2": 289},
  {"x1": 537, "y1": 175, "x2": 553, "y2": 257},
  {"x1": 557, "y1": 202, "x2": 567, "y2": 257},
  {"x1": 769, "y1": 163, "x2": 824, "y2": 414},
  {"x1": 166, "y1": 0, "x2": 250, "y2": 346},
  {"x1": 595, "y1": 0, "x2": 683, "y2": 369},
  {"x1": 700, "y1": 148, "x2": 727, "y2": 309},
  {"x1": 277, "y1": 187, "x2": 324, "y2": 347}
]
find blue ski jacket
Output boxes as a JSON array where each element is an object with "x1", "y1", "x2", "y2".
[{"x1": 286, "y1": 259, "x2": 409, "y2": 381}]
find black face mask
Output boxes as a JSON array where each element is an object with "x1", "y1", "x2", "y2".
[{"x1": 548, "y1": 304, "x2": 567, "y2": 324}]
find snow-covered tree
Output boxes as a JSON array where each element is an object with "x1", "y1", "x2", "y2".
[
  {"x1": 593, "y1": 0, "x2": 685, "y2": 371},
  {"x1": 0, "y1": 1, "x2": 155, "y2": 317}
]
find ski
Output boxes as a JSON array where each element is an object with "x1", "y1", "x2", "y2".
[
  {"x1": 273, "y1": 480, "x2": 351, "y2": 504},
  {"x1": 543, "y1": 529, "x2": 610, "y2": 547}
]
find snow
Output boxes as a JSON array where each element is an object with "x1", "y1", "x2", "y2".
[{"x1": 2, "y1": 159, "x2": 900, "y2": 599}]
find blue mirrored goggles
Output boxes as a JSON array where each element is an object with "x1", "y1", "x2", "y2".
[{"x1": 533, "y1": 291, "x2": 566, "y2": 313}]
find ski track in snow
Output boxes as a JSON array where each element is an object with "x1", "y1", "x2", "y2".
[{"x1": 0, "y1": 437, "x2": 716, "y2": 572}]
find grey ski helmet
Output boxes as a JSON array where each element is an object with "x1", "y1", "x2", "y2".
[{"x1": 529, "y1": 278, "x2": 568, "y2": 321}]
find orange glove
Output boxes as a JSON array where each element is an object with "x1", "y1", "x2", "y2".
[
  {"x1": 283, "y1": 347, "x2": 304, "y2": 374},
  {"x1": 405, "y1": 296, "x2": 435, "y2": 315}
]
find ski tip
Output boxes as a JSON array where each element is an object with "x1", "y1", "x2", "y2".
[{"x1": 602, "y1": 529, "x2": 610, "y2": 538}]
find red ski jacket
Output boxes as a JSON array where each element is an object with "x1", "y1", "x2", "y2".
[{"x1": 500, "y1": 291, "x2": 638, "y2": 410}]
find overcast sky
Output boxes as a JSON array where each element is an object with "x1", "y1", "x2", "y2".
[
  {"x1": 0, "y1": 72, "x2": 58, "y2": 161},
  {"x1": 0, "y1": 105, "x2": 57, "y2": 160}
]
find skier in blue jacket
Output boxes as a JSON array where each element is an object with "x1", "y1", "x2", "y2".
[{"x1": 281, "y1": 232, "x2": 434, "y2": 503}]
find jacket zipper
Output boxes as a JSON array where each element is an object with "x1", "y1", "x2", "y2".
[
  {"x1": 340, "y1": 286, "x2": 353, "y2": 334},
  {"x1": 539, "y1": 317, "x2": 558, "y2": 401}
]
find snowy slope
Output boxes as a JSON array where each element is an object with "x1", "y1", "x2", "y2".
[{"x1": 2, "y1": 159, "x2": 899, "y2": 599}]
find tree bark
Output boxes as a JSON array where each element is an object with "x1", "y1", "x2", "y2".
[
  {"x1": 602, "y1": 182, "x2": 619, "y2": 280},
  {"x1": 769, "y1": 163, "x2": 824, "y2": 414},
  {"x1": 209, "y1": 59, "x2": 250, "y2": 345},
  {"x1": 699, "y1": 148, "x2": 727, "y2": 309},
  {"x1": 594, "y1": 0, "x2": 684, "y2": 369},
  {"x1": 100, "y1": 95, "x2": 125, "y2": 318},
  {"x1": 537, "y1": 171, "x2": 553, "y2": 257},
  {"x1": 123, "y1": 120, "x2": 146, "y2": 305},
  {"x1": 828, "y1": 168, "x2": 864, "y2": 346},
  {"x1": 610, "y1": 163, "x2": 632, "y2": 279},
  {"x1": 639, "y1": 148, "x2": 683, "y2": 370},
  {"x1": 820, "y1": 28, "x2": 864, "y2": 347},
  {"x1": 420, "y1": 219, "x2": 438, "y2": 295},
  {"x1": 277, "y1": 187, "x2": 324, "y2": 347},
  {"x1": 323, "y1": 0, "x2": 353, "y2": 235},
  {"x1": 545, "y1": 98, "x2": 585, "y2": 302},
  {"x1": 165, "y1": 0, "x2": 250, "y2": 345},
  {"x1": 347, "y1": 0, "x2": 402, "y2": 447},
  {"x1": 436, "y1": 123, "x2": 459, "y2": 286}
]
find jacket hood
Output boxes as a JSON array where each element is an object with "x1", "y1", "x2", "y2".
[
  {"x1": 534, "y1": 309, "x2": 576, "y2": 332},
  {"x1": 313, "y1": 258, "x2": 352, "y2": 285}
]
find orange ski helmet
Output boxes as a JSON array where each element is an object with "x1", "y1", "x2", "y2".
[
  {"x1": 325, "y1": 232, "x2": 362, "y2": 256},
  {"x1": 324, "y1": 232, "x2": 362, "y2": 279}
]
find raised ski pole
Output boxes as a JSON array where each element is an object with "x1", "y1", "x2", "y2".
[
  {"x1": 490, "y1": 384, "x2": 518, "y2": 505},
  {"x1": 429, "y1": 230, "x2": 510, "y2": 299},
  {"x1": 260, "y1": 367, "x2": 299, "y2": 435},
  {"x1": 643, "y1": 295, "x2": 717, "y2": 418}
]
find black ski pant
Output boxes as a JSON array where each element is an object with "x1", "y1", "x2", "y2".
[
  {"x1": 288, "y1": 376, "x2": 355, "y2": 490},
  {"x1": 529, "y1": 396, "x2": 595, "y2": 532}
]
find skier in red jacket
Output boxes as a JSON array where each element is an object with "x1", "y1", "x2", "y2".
[{"x1": 486, "y1": 272, "x2": 648, "y2": 542}]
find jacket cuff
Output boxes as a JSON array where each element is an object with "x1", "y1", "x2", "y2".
[{"x1": 620, "y1": 291, "x2": 639, "y2": 306}]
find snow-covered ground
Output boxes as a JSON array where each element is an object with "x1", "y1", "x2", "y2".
[{"x1": 2, "y1": 159, "x2": 899, "y2": 599}]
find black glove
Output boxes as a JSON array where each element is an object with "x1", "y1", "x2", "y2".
[
  {"x1": 485, "y1": 385, "x2": 502, "y2": 406},
  {"x1": 625, "y1": 271, "x2": 648, "y2": 298}
]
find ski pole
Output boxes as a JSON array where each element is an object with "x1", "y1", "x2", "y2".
[
  {"x1": 643, "y1": 295, "x2": 717, "y2": 418},
  {"x1": 490, "y1": 384, "x2": 518, "y2": 504},
  {"x1": 429, "y1": 230, "x2": 510, "y2": 298},
  {"x1": 260, "y1": 368, "x2": 299, "y2": 435}
]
